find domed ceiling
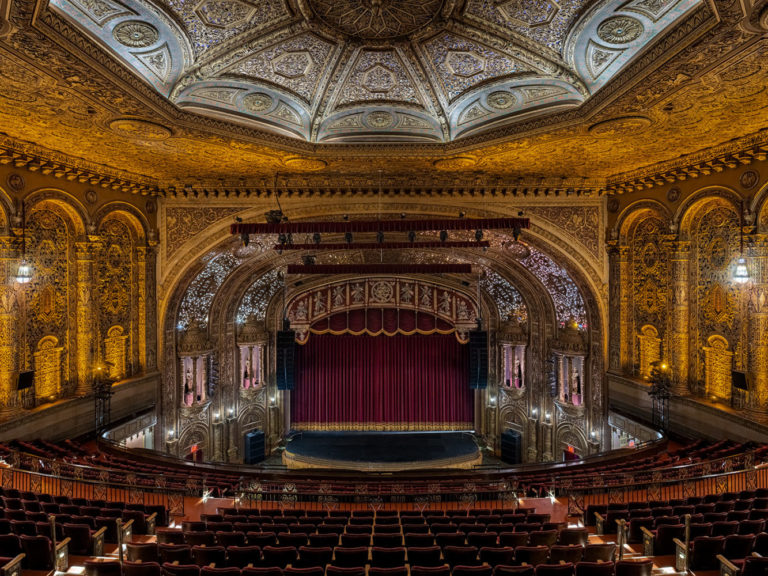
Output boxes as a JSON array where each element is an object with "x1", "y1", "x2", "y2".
[{"x1": 49, "y1": 0, "x2": 700, "y2": 143}]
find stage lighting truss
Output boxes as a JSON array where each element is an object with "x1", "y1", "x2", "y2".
[{"x1": 231, "y1": 217, "x2": 529, "y2": 251}]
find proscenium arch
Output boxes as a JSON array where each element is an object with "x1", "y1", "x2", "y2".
[{"x1": 158, "y1": 200, "x2": 606, "y2": 336}]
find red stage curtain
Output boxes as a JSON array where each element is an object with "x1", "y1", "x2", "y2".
[{"x1": 291, "y1": 333, "x2": 473, "y2": 430}]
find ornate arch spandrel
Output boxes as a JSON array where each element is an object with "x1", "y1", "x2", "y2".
[
  {"x1": 23, "y1": 190, "x2": 89, "y2": 238},
  {"x1": 676, "y1": 186, "x2": 744, "y2": 235},
  {"x1": 614, "y1": 199, "x2": 673, "y2": 242}
]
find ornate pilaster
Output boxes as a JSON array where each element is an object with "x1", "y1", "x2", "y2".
[
  {"x1": 667, "y1": 239, "x2": 690, "y2": 395},
  {"x1": 138, "y1": 242, "x2": 158, "y2": 371},
  {"x1": 75, "y1": 240, "x2": 99, "y2": 396},
  {"x1": 746, "y1": 235, "x2": 768, "y2": 420},
  {"x1": 0, "y1": 236, "x2": 20, "y2": 411},
  {"x1": 607, "y1": 242, "x2": 629, "y2": 372}
]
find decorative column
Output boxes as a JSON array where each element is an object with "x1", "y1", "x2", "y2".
[
  {"x1": 75, "y1": 239, "x2": 99, "y2": 396},
  {"x1": 0, "y1": 236, "x2": 20, "y2": 412},
  {"x1": 227, "y1": 414, "x2": 239, "y2": 462},
  {"x1": 137, "y1": 241, "x2": 158, "y2": 372},
  {"x1": 667, "y1": 238, "x2": 690, "y2": 395},
  {"x1": 527, "y1": 411, "x2": 538, "y2": 462},
  {"x1": 747, "y1": 234, "x2": 768, "y2": 420},
  {"x1": 607, "y1": 242, "x2": 630, "y2": 372},
  {"x1": 541, "y1": 414, "x2": 553, "y2": 462}
]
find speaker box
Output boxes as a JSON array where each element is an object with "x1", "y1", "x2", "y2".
[
  {"x1": 501, "y1": 429, "x2": 522, "y2": 464},
  {"x1": 244, "y1": 430, "x2": 265, "y2": 464},
  {"x1": 17, "y1": 371, "x2": 34, "y2": 390},
  {"x1": 468, "y1": 330, "x2": 488, "y2": 389},
  {"x1": 276, "y1": 330, "x2": 296, "y2": 390}
]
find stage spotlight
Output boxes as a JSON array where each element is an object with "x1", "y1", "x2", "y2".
[
  {"x1": 302, "y1": 255, "x2": 316, "y2": 266},
  {"x1": 475, "y1": 229, "x2": 483, "y2": 241},
  {"x1": 343, "y1": 214, "x2": 349, "y2": 221},
  {"x1": 278, "y1": 233, "x2": 288, "y2": 245},
  {"x1": 400, "y1": 213, "x2": 406, "y2": 219},
  {"x1": 240, "y1": 232, "x2": 250, "y2": 247},
  {"x1": 408, "y1": 230, "x2": 416, "y2": 242},
  {"x1": 459, "y1": 211, "x2": 466, "y2": 218},
  {"x1": 345, "y1": 232, "x2": 353, "y2": 243},
  {"x1": 518, "y1": 210, "x2": 524, "y2": 216},
  {"x1": 313, "y1": 232, "x2": 321, "y2": 245},
  {"x1": 377, "y1": 230, "x2": 384, "y2": 243},
  {"x1": 440, "y1": 230, "x2": 448, "y2": 242}
]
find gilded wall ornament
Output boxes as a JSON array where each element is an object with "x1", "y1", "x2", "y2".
[
  {"x1": 739, "y1": 170, "x2": 759, "y2": 190},
  {"x1": 6, "y1": 173, "x2": 24, "y2": 192},
  {"x1": 283, "y1": 157, "x2": 327, "y2": 171},
  {"x1": 366, "y1": 111, "x2": 395, "y2": 128},
  {"x1": 112, "y1": 21, "x2": 159, "y2": 48},
  {"x1": 85, "y1": 189, "x2": 98, "y2": 204},
  {"x1": 433, "y1": 156, "x2": 477, "y2": 170},
  {"x1": 666, "y1": 187, "x2": 680, "y2": 202},
  {"x1": 597, "y1": 16, "x2": 644, "y2": 44},
  {"x1": 607, "y1": 197, "x2": 620, "y2": 213}
]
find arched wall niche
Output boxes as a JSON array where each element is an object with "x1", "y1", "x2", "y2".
[{"x1": 609, "y1": 183, "x2": 768, "y2": 420}]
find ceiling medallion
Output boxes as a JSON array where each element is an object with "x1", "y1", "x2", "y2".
[
  {"x1": 112, "y1": 21, "x2": 159, "y2": 48},
  {"x1": 588, "y1": 115, "x2": 651, "y2": 137},
  {"x1": 596, "y1": 16, "x2": 644, "y2": 44},
  {"x1": 242, "y1": 93, "x2": 273, "y2": 113},
  {"x1": 108, "y1": 118, "x2": 172, "y2": 140},
  {"x1": 284, "y1": 156, "x2": 327, "y2": 171},
  {"x1": 309, "y1": 0, "x2": 445, "y2": 39},
  {"x1": 487, "y1": 91, "x2": 517, "y2": 110},
  {"x1": 433, "y1": 156, "x2": 477, "y2": 170},
  {"x1": 366, "y1": 111, "x2": 395, "y2": 128}
]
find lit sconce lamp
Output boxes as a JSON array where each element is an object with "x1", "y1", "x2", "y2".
[
  {"x1": 590, "y1": 430, "x2": 598, "y2": 440},
  {"x1": 214, "y1": 412, "x2": 220, "y2": 421},
  {"x1": 270, "y1": 396, "x2": 276, "y2": 406},
  {"x1": 733, "y1": 200, "x2": 750, "y2": 284},
  {"x1": 488, "y1": 396, "x2": 497, "y2": 407},
  {"x1": 545, "y1": 412, "x2": 551, "y2": 422},
  {"x1": 531, "y1": 407, "x2": 538, "y2": 418},
  {"x1": 15, "y1": 203, "x2": 32, "y2": 284},
  {"x1": 167, "y1": 429, "x2": 175, "y2": 439},
  {"x1": 228, "y1": 408, "x2": 234, "y2": 417}
]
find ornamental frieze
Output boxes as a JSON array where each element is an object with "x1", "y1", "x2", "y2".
[{"x1": 285, "y1": 277, "x2": 479, "y2": 343}]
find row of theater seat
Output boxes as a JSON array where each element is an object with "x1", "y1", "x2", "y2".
[
  {"x1": 85, "y1": 558, "x2": 656, "y2": 576},
  {"x1": 127, "y1": 541, "x2": 617, "y2": 569},
  {"x1": 156, "y1": 528, "x2": 590, "y2": 550}
]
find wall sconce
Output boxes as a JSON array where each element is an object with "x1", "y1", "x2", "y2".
[
  {"x1": 531, "y1": 407, "x2": 538, "y2": 418},
  {"x1": 734, "y1": 200, "x2": 749, "y2": 284},
  {"x1": 228, "y1": 408, "x2": 234, "y2": 417},
  {"x1": 590, "y1": 430, "x2": 598, "y2": 440},
  {"x1": 214, "y1": 412, "x2": 220, "y2": 421},
  {"x1": 167, "y1": 429, "x2": 174, "y2": 439},
  {"x1": 488, "y1": 396, "x2": 497, "y2": 407},
  {"x1": 269, "y1": 396, "x2": 276, "y2": 406},
  {"x1": 15, "y1": 202, "x2": 32, "y2": 284},
  {"x1": 545, "y1": 412, "x2": 551, "y2": 422}
]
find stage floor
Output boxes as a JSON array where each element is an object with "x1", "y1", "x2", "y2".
[{"x1": 282, "y1": 431, "x2": 482, "y2": 471}]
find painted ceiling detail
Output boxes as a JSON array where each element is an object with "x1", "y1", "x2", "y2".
[{"x1": 48, "y1": 0, "x2": 701, "y2": 143}]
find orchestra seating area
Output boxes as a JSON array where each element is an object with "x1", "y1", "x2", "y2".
[{"x1": 0, "y1": 438, "x2": 766, "y2": 575}]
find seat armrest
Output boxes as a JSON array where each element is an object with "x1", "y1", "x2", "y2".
[
  {"x1": 56, "y1": 536, "x2": 71, "y2": 572},
  {"x1": 147, "y1": 513, "x2": 158, "y2": 535},
  {"x1": 640, "y1": 526, "x2": 654, "y2": 556},
  {"x1": 1, "y1": 554, "x2": 24, "y2": 576},
  {"x1": 121, "y1": 518, "x2": 135, "y2": 543},
  {"x1": 672, "y1": 538, "x2": 688, "y2": 572},
  {"x1": 717, "y1": 553, "x2": 740, "y2": 576},
  {"x1": 594, "y1": 513, "x2": 605, "y2": 535},
  {"x1": 92, "y1": 526, "x2": 107, "y2": 556}
]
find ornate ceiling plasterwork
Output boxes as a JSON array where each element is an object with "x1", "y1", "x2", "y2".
[
  {"x1": 47, "y1": 0, "x2": 700, "y2": 143},
  {"x1": 0, "y1": 0, "x2": 765, "y2": 191}
]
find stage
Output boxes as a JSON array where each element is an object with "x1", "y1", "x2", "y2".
[{"x1": 282, "y1": 431, "x2": 482, "y2": 471}]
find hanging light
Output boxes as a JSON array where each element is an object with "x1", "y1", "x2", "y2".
[
  {"x1": 15, "y1": 203, "x2": 32, "y2": 284},
  {"x1": 733, "y1": 200, "x2": 749, "y2": 284}
]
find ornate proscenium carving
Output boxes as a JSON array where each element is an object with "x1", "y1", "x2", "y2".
[
  {"x1": 237, "y1": 315, "x2": 267, "y2": 345},
  {"x1": 498, "y1": 319, "x2": 528, "y2": 345},
  {"x1": 550, "y1": 318, "x2": 587, "y2": 355},
  {"x1": 285, "y1": 277, "x2": 479, "y2": 343},
  {"x1": 178, "y1": 322, "x2": 213, "y2": 355},
  {"x1": 272, "y1": 241, "x2": 492, "y2": 250},
  {"x1": 286, "y1": 264, "x2": 472, "y2": 274}
]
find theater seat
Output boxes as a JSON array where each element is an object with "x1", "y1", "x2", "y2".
[{"x1": 124, "y1": 561, "x2": 162, "y2": 576}]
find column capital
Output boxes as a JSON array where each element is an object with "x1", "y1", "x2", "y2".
[{"x1": 75, "y1": 239, "x2": 102, "y2": 260}]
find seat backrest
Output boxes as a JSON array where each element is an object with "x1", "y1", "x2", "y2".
[
  {"x1": 123, "y1": 560, "x2": 162, "y2": 576},
  {"x1": 722, "y1": 534, "x2": 756, "y2": 559},
  {"x1": 615, "y1": 559, "x2": 652, "y2": 576}
]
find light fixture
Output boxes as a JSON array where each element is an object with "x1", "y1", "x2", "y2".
[
  {"x1": 734, "y1": 200, "x2": 749, "y2": 284},
  {"x1": 531, "y1": 407, "x2": 538, "y2": 417},
  {"x1": 15, "y1": 203, "x2": 32, "y2": 284},
  {"x1": 545, "y1": 411, "x2": 551, "y2": 422}
]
